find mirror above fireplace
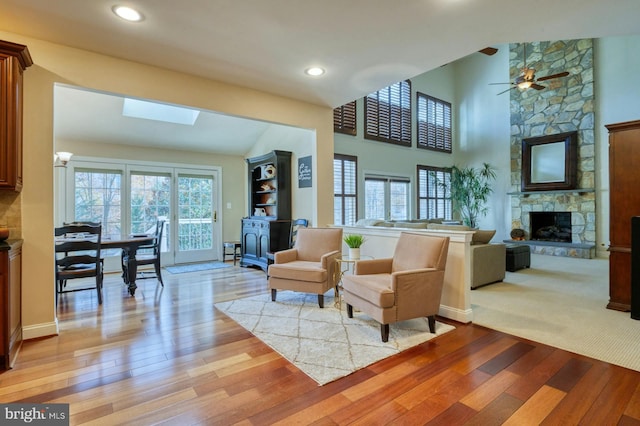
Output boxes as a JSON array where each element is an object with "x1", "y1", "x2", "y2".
[{"x1": 521, "y1": 131, "x2": 578, "y2": 192}]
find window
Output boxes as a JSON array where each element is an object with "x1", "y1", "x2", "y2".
[
  {"x1": 334, "y1": 101, "x2": 357, "y2": 136},
  {"x1": 364, "y1": 175, "x2": 410, "y2": 221},
  {"x1": 365, "y1": 80, "x2": 411, "y2": 146},
  {"x1": 333, "y1": 154, "x2": 357, "y2": 225},
  {"x1": 130, "y1": 171, "x2": 171, "y2": 234},
  {"x1": 417, "y1": 165, "x2": 452, "y2": 220},
  {"x1": 417, "y1": 92, "x2": 452, "y2": 153},
  {"x1": 74, "y1": 168, "x2": 123, "y2": 237}
]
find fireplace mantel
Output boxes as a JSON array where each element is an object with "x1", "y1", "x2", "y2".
[{"x1": 507, "y1": 188, "x2": 595, "y2": 197}]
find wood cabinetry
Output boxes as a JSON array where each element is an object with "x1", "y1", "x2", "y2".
[
  {"x1": 0, "y1": 240, "x2": 22, "y2": 369},
  {"x1": 240, "y1": 218, "x2": 291, "y2": 271},
  {"x1": 0, "y1": 40, "x2": 32, "y2": 192},
  {"x1": 606, "y1": 119, "x2": 640, "y2": 311},
  {"x1": 241, "y1": 150, "x2": 292, "y2": 271},
  {"x1": 247, "y1": 150, "x2": 292, "y2": 220}
]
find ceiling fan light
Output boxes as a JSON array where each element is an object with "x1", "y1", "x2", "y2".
[{"x1": 518, "y1": 81, "x2": 532, "y2": 90}]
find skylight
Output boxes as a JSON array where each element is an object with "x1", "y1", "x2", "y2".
[{"x1": 122, "y1": 98, "x2": 200, "y2": 125}]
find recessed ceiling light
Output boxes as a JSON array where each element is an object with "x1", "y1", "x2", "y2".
[
  {"x1": 112, "y1": 5, "x2": 144, "y2": 22},
  {"x1": 305, "y1": 67, "x2": 325, "y2": 77}
]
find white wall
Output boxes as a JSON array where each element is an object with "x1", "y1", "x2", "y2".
[
  {"x1": 452, "y1": 46, "x2": 512, "y2": 241},
  {"x1": 594, "y1": 35, "x2": 640, "y2": 252}
]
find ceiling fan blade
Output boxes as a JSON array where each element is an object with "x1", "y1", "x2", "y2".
[
  {"x1": 531, "y1": 83, "x2": 545, "y2": 90},
  {"x1": 488, "y1": 82, "x2": 513, "y2": 85},
  {"x1": 537, "y1": 71, "x2": 570, "y2": 82},
  {"x1": 496, "y1": 86, "x2": 515, "y2": 96},
  {"x1": 479, "y1": 47, "x2": 498, "y2": 56}
]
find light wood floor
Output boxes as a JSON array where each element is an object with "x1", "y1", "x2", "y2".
[{"x1": 3, "y1": 263, "x2": 640, "y2": 425}]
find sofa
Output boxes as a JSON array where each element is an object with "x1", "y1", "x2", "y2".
[{"x1": 353, "y1": 219, "x2": 506, "y2": 289}]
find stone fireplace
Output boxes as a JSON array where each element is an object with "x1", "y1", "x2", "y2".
[{"x1": 508, "y1": 39, "x2": 596, "y2": 259}]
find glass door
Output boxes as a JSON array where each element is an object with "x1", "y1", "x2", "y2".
[{"x1": 174, "y1": 170, "x2": 219, "y2": 264}]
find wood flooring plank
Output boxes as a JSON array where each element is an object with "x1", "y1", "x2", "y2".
[
  {"x1": 477, "y1": 341, "x2": 535, "y2": 376},
  {"x1": 502, "y1": 385, "x2": 566, "y2": 426},
  {"x1": 545, "y1": 357, "x2": 594, "y2": 393},
  {"x1": 625, "y1": 381, "x2": 640, "y2": 420},
  {"x1": 581, "y1": 365, "x2": 640, "y2": 425},
  {"x1": 540, "y1": 362, "x2": 614, "y2": 426},
  {"x1": 463, "y1": 393, "x2": 523, "y2": 426},
  {"x1": 505, "y1": 348, "x2": 572, "y2": 401},
  {"x1": 3, "y1": 266, "x2": 640, "y2": 425},
  {"x1": 460, "y1": 369, "x2": 520, "y2": 411}
]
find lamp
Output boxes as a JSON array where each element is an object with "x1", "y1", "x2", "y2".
[
  {"x1": 518, "y1": 81, "x2": 532, "y2": 90},
  {"x1": 54, "y1": 151, "x2": 73, "y2": 168}
]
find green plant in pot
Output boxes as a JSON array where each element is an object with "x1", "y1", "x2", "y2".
[
  {"x1": 447, "y1": 163, "x2": 497, "y2": 229},
  {"x1": 344, "y1": 234, "x2": 366, "y2": 259}
]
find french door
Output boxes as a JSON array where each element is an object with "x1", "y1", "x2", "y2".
[
  {"x1": 63, "y1": 159, "x2": 220, "y2": 270},
  {"x1": 174, "y1": 170, "x2": 217, "y2": 264}
]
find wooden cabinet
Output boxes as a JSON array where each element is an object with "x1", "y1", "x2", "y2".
[
  {"x1": 240, "y1": 218, "x2": 291, "y2": 271},
  {"x1": 241, "y1": 150, "x2": 292, "y2": 271},
  {"x1": 247, "y1": 150, "x2": 292, "y2": 220},
  {"x1": 0, "y1": 240, "x2": 22, "y2": 369},
  {"x1": 606, "y1": 119, "x2": 640, "y2": 311},
  {"x1": 0, "y1": 40, "x2": 32, "y2": 192}
]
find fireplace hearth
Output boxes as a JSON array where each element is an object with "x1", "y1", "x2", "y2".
[{"x1": 530, "y1": 212, "x2": 572, "y2": 242}]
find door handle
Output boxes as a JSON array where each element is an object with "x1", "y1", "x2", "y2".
[{"x1": 214, "y1": 211, "x2": 217, "y2": 222}]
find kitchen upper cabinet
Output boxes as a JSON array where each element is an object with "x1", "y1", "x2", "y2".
[{"x1": 0, "y1": 40, "x2": 32, "y2": 192}]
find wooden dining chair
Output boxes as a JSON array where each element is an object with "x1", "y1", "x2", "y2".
[
  {"x1": 122, "y1": 220, "x2": 165, "y2": 286},
  {"x1": 55, "y1": 223, "x2": 104, "y2": 304}
]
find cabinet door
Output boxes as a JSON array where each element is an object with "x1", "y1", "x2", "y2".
[
  {"x1": 0, "y1": 55, "x2": 24, "y2": 191},
  {"x1": 241, "y1": 221, "x2": 259, "y2": 261}
]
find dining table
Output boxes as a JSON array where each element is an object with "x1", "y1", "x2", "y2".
[{"x1": 101, "y1": 234, "x2": 155, "y2": 296}]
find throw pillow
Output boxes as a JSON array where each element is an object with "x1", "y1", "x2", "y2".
[{"x1": 355, "y1": 218, "x2": 383, "y2": 227}]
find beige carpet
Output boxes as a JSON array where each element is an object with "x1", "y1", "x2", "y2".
[
  {"x1": 471, "y1": 253, "x2": 640, "y2": 372},
  {"x1": 215, "y1": 291, "x2": 455, "y2": 385}
]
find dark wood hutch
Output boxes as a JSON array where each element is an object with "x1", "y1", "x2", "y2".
[{"x1": 240, "y1": 150, "x2": 292, "y2": 271}]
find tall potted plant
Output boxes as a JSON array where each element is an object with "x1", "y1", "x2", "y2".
[{"x1": 448, "y1": 163, "x2": 497, "y2": 229}]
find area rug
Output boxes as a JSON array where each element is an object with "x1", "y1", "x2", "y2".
[
  {"x1": 215, "y1": 291, "x2": 455, "y2": 385},
  {"x1": 165, "y1": 261, "x2": 231, "y2": 274}
]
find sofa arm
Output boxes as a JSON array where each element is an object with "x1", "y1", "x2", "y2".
[{"x1": 470, "y1": 243, "x2": 506, "y2": 289}]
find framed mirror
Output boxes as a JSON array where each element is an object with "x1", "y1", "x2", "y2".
[{"x1": 521, "y1": 131, "x2": 577, "y2": 191}]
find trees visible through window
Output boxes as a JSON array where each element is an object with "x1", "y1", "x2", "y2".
[
  {"x1": 334, "y1": 101, "x2": 357, "y2": 136},
  {"x1": 334, "y1": 154, "x2": 357, "y2": 225},
  {"x1": 417, "y1": 92, "x2": 452, "y2": 153},
  {"x1": 417, "y1": 165, "x2": 452, "y2": 220},
  {"x1": 365, "y1": 80, "x2": 411, "y2": 146},
  {"x1": 74, "y1": 168, "x2": 122, "y2": 237},
  {"x1": 364, "y1": 175, "x2": 410, "y2": 221}
]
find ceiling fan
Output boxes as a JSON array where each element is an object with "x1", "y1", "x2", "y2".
[{"x1": 490, "y1": 44, "x2": 570, "y2": 95}]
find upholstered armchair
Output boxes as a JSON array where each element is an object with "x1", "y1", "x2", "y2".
[
  {"x1": 267, "y1": 227, "x2": 342, "y2": 308},
  {"x1": 342, "y1": 232, "x2": 449, "y2": 342}
]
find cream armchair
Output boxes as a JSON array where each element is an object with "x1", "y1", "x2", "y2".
[
  {"x1": 342, "y1": 232, "x2": 449, "y2": 342},
  {"x1": 267, "y1": 227, "x2": 342, "y2": 308}
]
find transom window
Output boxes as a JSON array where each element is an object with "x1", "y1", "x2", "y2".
[
  {"x1": 334, "y1": 101, "x2": 357, "y2": 136},
  {"x1": 333, "y1": 154, "x2": 357, "y2": 225},
  {"x1": 365, "y1": 80, "x2": 411, "y2": 146},
  {"x1": 417, "y1": 165, "x2": 452, "y2": 220},
  {"x1": 417, "y1": 92, "x2": 452, "y2": 153}
]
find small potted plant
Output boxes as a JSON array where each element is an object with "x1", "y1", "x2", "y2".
[{"x1": 344, "y1": 234, "x2": 366, "y2": 259}]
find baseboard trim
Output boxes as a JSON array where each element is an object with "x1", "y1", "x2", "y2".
[
  {"x1": 23, "y1": 320, "x2": 59, "y2": 340},
  {"x1": 439, "y1": 304, "x2": 473, "y2": 324}
]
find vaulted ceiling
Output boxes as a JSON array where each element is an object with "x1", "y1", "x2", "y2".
[{"x1": 2, "y1": 0, "x2": 639, "y2": 154}]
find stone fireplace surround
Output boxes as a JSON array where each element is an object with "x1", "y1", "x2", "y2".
[{"x1": 507, "y1": 39, "x2": 596, "y2": 259}]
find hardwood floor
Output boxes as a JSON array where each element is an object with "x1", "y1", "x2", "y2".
[{"x1": 3, "y1": 264, "x2": 640, "y2": 425}]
